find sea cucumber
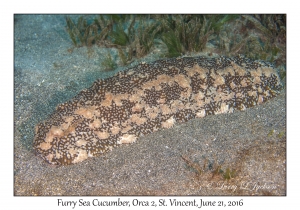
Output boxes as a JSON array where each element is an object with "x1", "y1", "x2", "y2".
[{"x1": 34, "y1": 55, "x2": 282, "y2": 165}]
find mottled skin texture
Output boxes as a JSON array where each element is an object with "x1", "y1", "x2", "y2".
[{"x1": 34, "y1": 55, "x2": 282, "y2": 165}]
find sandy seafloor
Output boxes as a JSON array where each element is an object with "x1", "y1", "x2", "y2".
[{"x1": 14, "y1": 15, "x2": 286, "y2": 196}]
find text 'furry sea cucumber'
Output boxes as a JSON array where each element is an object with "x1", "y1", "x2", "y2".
[{"x1": 34, "y1": 55, "x2": 282, "y2": 165}]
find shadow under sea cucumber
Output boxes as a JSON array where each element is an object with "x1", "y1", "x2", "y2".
[{"x1": 34, "y1": 55, "x2": 282, "y2": 165}]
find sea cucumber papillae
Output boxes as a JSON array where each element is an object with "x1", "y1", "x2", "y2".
[{"x1": 34, "y1": 55, "x2": 282, "y2": 165}]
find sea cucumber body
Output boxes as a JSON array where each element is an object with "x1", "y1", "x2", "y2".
[{"x1": 34, "y1": 55, "x2": 282, "y2": 165}]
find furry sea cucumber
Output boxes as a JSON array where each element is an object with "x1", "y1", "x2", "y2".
[{"x1": 34, "y1": 55, "x2": 282, "y2": 165}]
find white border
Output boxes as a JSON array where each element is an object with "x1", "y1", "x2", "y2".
[{"x1": 2, "y1": 0, "x2": 298, "y2": 209}]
